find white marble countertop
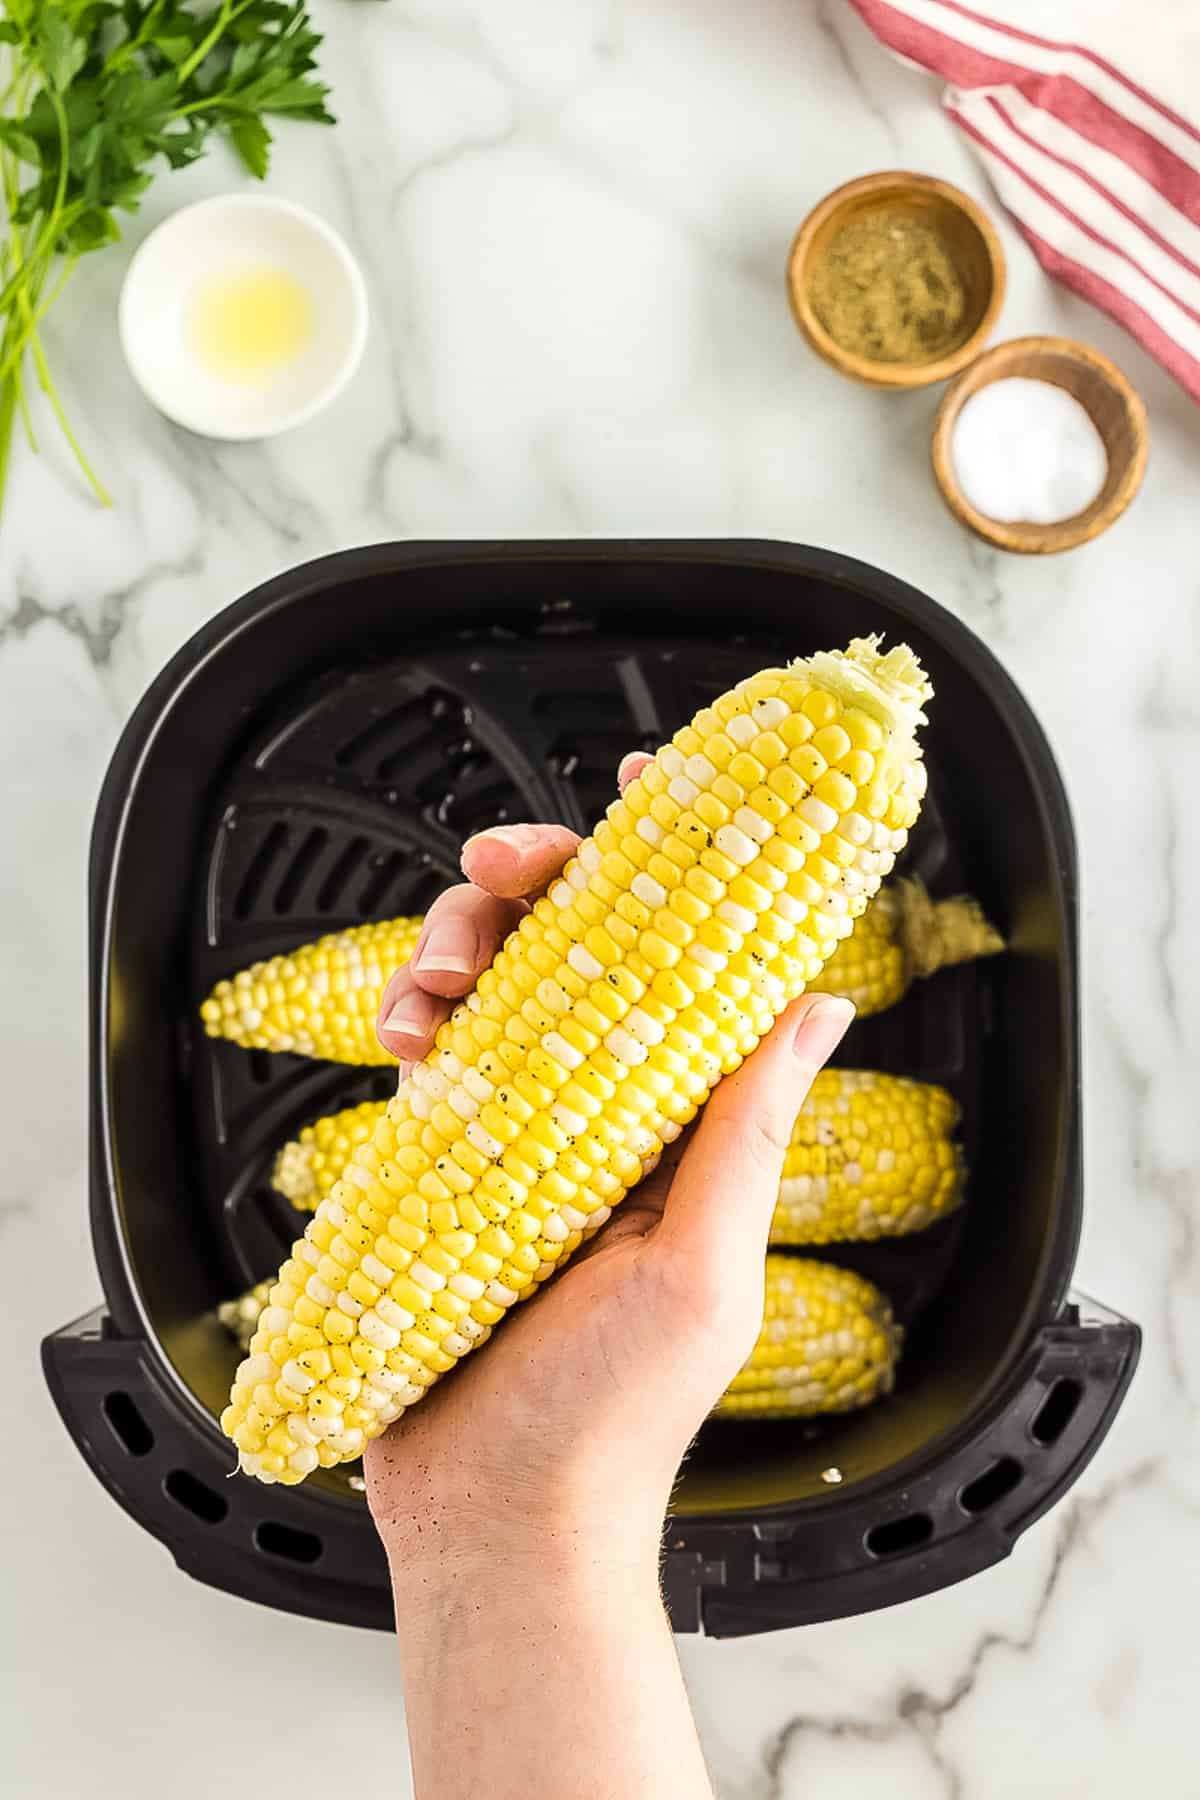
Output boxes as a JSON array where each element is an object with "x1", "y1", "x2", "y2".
[{"x1": 5, "y1": 1, "x2": 1198, "y2": 1794}]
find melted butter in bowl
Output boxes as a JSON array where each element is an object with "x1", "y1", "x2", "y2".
[
  {"x1": 189, "y1": 266, "x2": 317, "y2": 385},
  {"x1": 120, "y1": 195, "x2": 367, "y2": 439}
]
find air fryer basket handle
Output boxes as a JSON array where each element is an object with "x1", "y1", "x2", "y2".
[{"x1": 664, "y1": 1293, "x2": 1141, "y2": 1637}]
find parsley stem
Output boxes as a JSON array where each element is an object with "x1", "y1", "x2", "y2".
[
  {"x1": 0, "y1": 365, "x2": 17, "y2": 507},
  {"x1": 175, "y1": 0, "x2": 258, "y2": 83},
  {"x1": 0, "y1": 252, "x2": 76, "y2": 384},
  {"x1": 29, "y1": 325, "x2": 112, "y2": 506}
]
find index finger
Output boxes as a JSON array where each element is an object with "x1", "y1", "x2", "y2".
[
  {"x1": 656, "y1": 993, "x2": 855, "y2": 1276},
  {"x1": 461, "y1": 822, "x2": 583, "y2": 900}
]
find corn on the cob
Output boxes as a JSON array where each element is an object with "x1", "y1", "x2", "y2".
[
  {"x1": 198, "y1": 878, "x2": 996, "y2": 1067},
  {"x1": 274, "y1": 1069, "x2": 962, "y2": 1243},
  {"x1": 771, "y1": 1070, "x2": 962, "y2": 1244},
  {"x1": 272, "y1": 1099, "x2": 384, "y2": 1208},
  {"x1": 221, "y1": 1254, "x2": 900, "y2": 1421},
  {"x1": 199, "y1": 916, "x2": 424, "y2": 1062},
  {"x1": 819, "y1": 876, "x2": 1001, "y2": 1017},
  {"x1": 220, "y1": 639, "x2": 931, "y2": 1483},
  {"x1": 715, "y1": 1255, "x2": 900, "y2": 1417},
  {"x1": 218, "y1": 1281, "x2": 272, "y2": 1354}
]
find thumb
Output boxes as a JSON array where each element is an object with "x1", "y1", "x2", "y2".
[{"x1": 655, "y1": 992, "x2": 855, "y2": 1277}]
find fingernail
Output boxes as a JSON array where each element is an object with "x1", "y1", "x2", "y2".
[
  {"x1": 462, "y1": 824, "x2": 542, "y2": 854},
  {"x1": 413, "y1": 916, "x2": 478, "y2": 976},
  {"x1": 382, "y1": 998, "x2": 432, "y2": 1036},
  {"x1": 794, "y1": 994, "x2": 855, "y2": 1055},
  {"x1": 617, "y1": 752, "x2": 651, "y2": 786},
  {"x1": 396, "y1": 1059, "x2": 415, "y2": 1089}
]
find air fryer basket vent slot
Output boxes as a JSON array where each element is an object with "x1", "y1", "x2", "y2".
[
  {"x1": 164, "y1": 1468, "x2": 229, "y2": 1525},
  {"x1": 865, "y1": 1512, "x2": 935, "y2": 1558},
  {"x1": 1031, "y1": 1378, "x2": 1082, "y2": 1445},
  {"x1": 102, "y1": 1390, "x2": 154, "y2": 1458},
  {"x1": 255, "y1": 1521, "x2": 323, "y2": 1565},
  {"x1": 959, "y1": 1455, "x2": 1024, "y2": 1515}
]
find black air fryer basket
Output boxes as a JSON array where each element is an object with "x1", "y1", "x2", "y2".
[{"x1": 45, "y1": 541, "x2": 1139, "y2": 1635}]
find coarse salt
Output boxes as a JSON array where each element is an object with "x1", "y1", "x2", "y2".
[{"x1": 950, "y1": 377, "x2": 1108, "y2": 525}]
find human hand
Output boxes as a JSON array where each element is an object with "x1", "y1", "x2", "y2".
[{"x1": 364, "y1": 754, "x2": 855, "y2": 1575}]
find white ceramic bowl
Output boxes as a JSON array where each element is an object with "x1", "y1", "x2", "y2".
[{"x1": 119, "y1": 194, "x2": 368, "y2": 440}]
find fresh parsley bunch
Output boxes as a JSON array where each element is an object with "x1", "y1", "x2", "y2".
[{"x1": 0, "y1": 0, "x2": 334, "y2": 509}]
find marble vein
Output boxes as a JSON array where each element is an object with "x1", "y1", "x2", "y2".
[{"x1": 759, "y1": 1459, "x2": 1160, "y2": 1800}]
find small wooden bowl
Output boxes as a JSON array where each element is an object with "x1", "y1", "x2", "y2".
[
  {"x1": 787, "y1": 171, "x2": 1006, "y2": 390},
  {"x1": 931, "y1": 336, "x2": 1149, "y2": 553}
]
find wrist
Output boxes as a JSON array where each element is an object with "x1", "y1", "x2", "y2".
[
  {"x1": 387, "y1": 1518, "x2": 665, "y2": 1654},
  {"x1": 378, "y1": 1477, "x2": 666, "y2": 1616}
]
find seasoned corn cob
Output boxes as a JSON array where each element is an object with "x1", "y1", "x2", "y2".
[
  {"x1": 199, "y1": 916, "x2": 424, "y2": 1062},
  {"x1": 221, "y1": 1256, "x2": 902, "y2": 1419},
  {"x1": 274, "y1": 1069, "x2": 963, "y2": 1244},
  {"x1": 218, "y1": 1281, "x2": 272, "y2": 1354},
  {"x1": 198, "y1": 878, "x2": 996, "y2": 1068},
  {"x1": 221, "y1": 639, "x2": 931, "y2": 1484},
  {"x1": 221, "y1": 1255, "x2": 900, "y2": 1421},
  {"x1": 819, "y1": 876, "x2": 1001, "y2": 1017},
  {"x1": 771, "y1": 1070, "x2": 962, "y2": 1244},
  {"x1": 715, "y1": 1255, "x2": 900, "y2": 1417},
  {"x1": 272, "y1": 1099, "x2": 384, "y2": 1208}
]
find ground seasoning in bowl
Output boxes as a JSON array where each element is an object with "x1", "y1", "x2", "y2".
[
  {"x1": 788, "y1": 172, "x2": 1005, "y2": 390},
  {"x1": 808, "y1": 211, "x2": 969, "y2": 364}
]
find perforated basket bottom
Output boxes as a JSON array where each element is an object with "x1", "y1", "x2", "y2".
[{"x1": 189, "y1": 630, "x2": 984, "y2": 1484}]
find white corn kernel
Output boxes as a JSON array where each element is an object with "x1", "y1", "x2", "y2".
[
  {"x1": 376, "y1": 1296, "x2": 416, "y2": 1331},
  {"x1": 718, "y1": 899, "x2": 755, "y2": 933},
  {"x1": 543, "y1": 1032, "x2": 584, "y2": 1070},
  {"x1": 799, "y1": 795, "x2": 838, "y2": 835},
  {"x1": 359, "y1": 1310, "x2": 402, "y2": 1350},
  {"x1": 605, "y1": 1026, "x2": 647, "y2": 1065},
  {"x1": 714, "y1": 825, "x2": 757, "y2": 866},
  {"x1": 625, "y1": 1006, "x2": 665, "y2": 1046},
  {"x1": 449, "y1": 1272, "x2": 486, "y2": 1301},
  {"x1": 463, "y1": 1066, "x2": 496, "y2": 1102},
  {"x1": 632, "y1": 872, "x2": 667, "y2": 909},
  {"x1": 362, "y1": 1254, "x2": 394, "y2": 1289},
  {"x1": 466, "y1": 1120, "x2": 504, "y2": 1159}
]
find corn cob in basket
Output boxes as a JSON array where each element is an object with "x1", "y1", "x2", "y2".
[
  {"x1": 223, "y1": 1255, "x2": 900, "y2": 1418},
  {"x1": 271, "y1": 1069, "x2": 963, "y2": 1243},
  {"x1": 715, "y1": 1256, "x2": 900, "y2": 1418},
  {"x1": 221, "y1": 639, "x2": 931, "y2": 1483},
  {"x1": 219, "y1": 1281, "x2": 273, "y2": 1353},
  {"x1": 822, "y1": 876, "x2": 1001, "y2": 1015},
  {"x1": 198, "y1": 878, "x2": 996, "y2": 1067},
  {"x1": 200, "y1": 916, "x2": 424, "y2": 1063}
]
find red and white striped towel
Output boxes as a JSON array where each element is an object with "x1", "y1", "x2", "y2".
[{"x1": 849, "y1": 0, "x2": 1200, "y2": 402}]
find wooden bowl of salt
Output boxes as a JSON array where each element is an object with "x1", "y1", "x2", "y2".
[{"x1": 931, "y1": 335, "x2": 1148, "y2": 553}]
